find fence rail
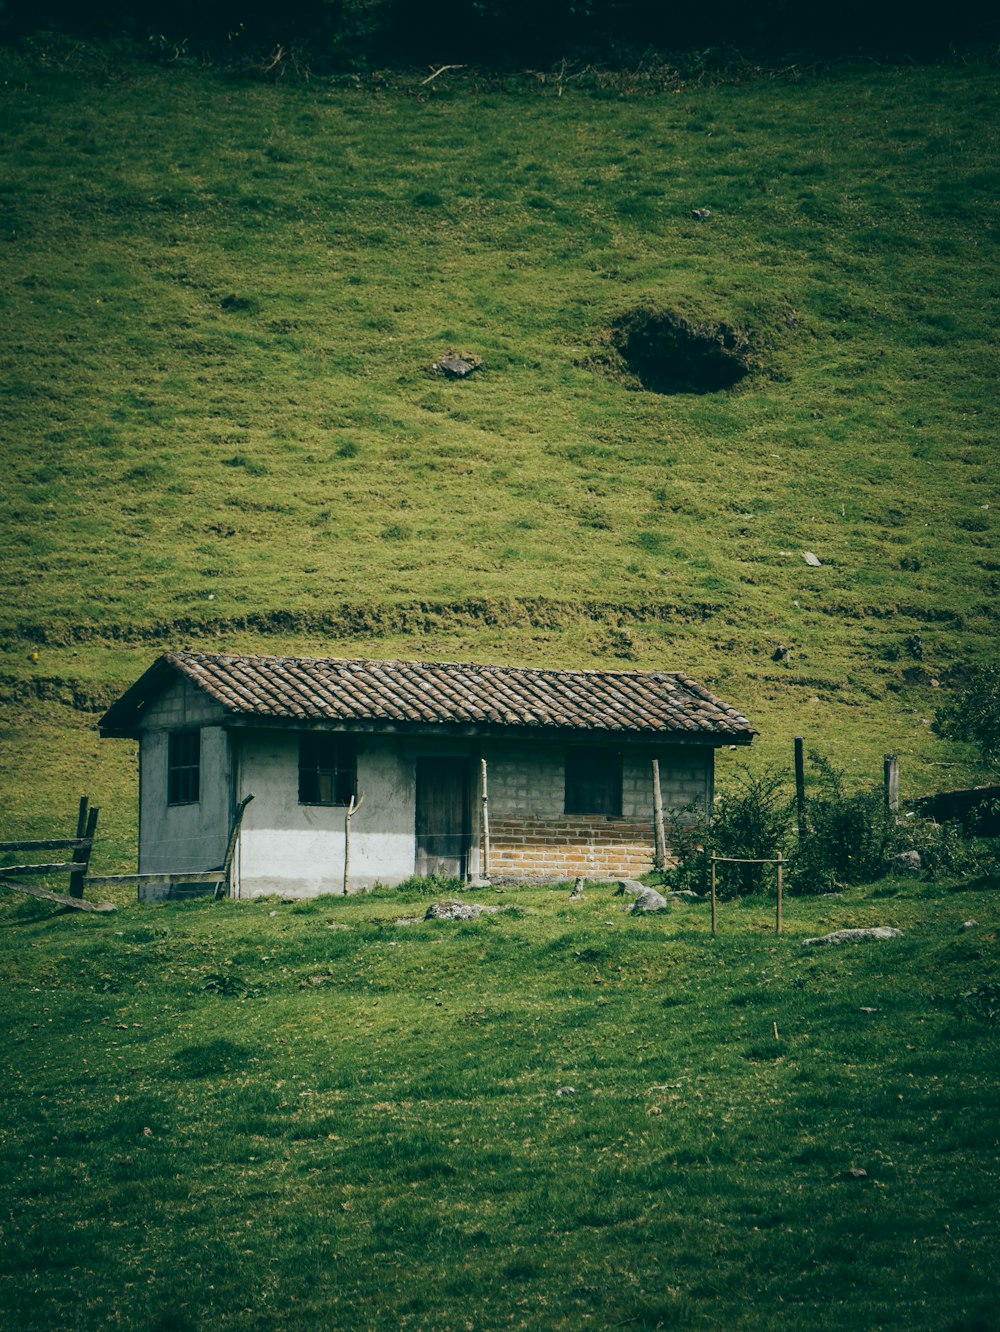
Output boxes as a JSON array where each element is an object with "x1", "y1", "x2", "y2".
[
  {"x1": 709, "y1": 850, "x2": 784, "y2": 936},
  {"x1": 0, "y1": 797, "x2": 104, "y2": 911}
]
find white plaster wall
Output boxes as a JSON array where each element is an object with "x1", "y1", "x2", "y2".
[{"x1": 234, "y1": 732, "x2": 417, "y2": 896}]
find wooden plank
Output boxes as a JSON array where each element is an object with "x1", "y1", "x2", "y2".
[
  {"x1": 85, "y1": 871, "x2": 224, "y2": 887},
  {"x1": 0, "y1": 838, "x2": 93, "y2": 853},
  {"x1": 480, "y1": 758, "x2": 491, "y2": 879},
  {"x1": 0, "y1": 876, "x2": 115, "y2": 913},
  {"x1": 0, "y1": 862, "x2": 88, "y2": 876},
  {"x1": 710, "y1": 855, "x2": 783, "y2": 865}
]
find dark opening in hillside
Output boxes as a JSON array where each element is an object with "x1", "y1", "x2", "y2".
[{"x1": 611, "y1": 308, "x2": 751, "y2": 394}]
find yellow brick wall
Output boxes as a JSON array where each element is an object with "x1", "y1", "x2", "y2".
[{"x1": 488, "y1": 814, "x2": 657, "y2": 879}]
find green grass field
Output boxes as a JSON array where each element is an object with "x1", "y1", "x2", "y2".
[
  {"x1": 0, "y1": 49, "x2": 998, "y2": 1329},
  {"x1": 1, "y1": 876, "x2": 998, "y2": 1329}
]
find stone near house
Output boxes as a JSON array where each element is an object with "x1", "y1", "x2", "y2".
[
  {"x1": 615, "y1": 879, "x2": 648, "y2": 897},
  {"x1": 803, "y1": 927, "x2": 903, "y2": 947},
  {"x1": 569, "y1": 877, "x2": 584, "y2": 900},
  {"x1": 424, "y1": 899, "x2": 496, "y2": 921},
  {"x1": 631, "y1": 887, "x2": 670, "y2": 912}
]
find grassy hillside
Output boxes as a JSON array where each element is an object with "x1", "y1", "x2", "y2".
[
  {"x1": 0, "y1": 52, "x2": 997, "y2": 856},
  {"x1": 1, "y1": 876, "x2": 998, "y2": 1329}
]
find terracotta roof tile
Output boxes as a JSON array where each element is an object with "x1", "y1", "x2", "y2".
[{"x1": 114, "y1": 651, "x2": 756, "y2": 743}]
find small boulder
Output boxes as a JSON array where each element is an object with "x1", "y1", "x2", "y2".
[
  {"x1": 614, "y1": 879, "x2": 648, "y2": 898},
  {"x1": 432, "y1": 351, "x2": 481, "y2": 378},
  {"x1": 803, "y1": 927, "x2": 903, "y2": 947},
  {"x1": 631, "y1": 887, "x2": 670, "y2": 913},
  {"x1": 424, "y1": 899, "x2": 495, "y2": 921}
]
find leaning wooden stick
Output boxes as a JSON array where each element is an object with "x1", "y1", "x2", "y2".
[
  {"x1": 343, "y1": 791, "x2": 366, "y2": 895},
  {"x1": 0, "y1": 876, "x2": 114, "y2": 913}
]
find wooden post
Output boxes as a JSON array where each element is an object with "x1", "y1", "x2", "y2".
[
  {"x1": 651, "y1": 759, "x2": 667, "y2": 871},
  {"x1": 69, "y1": 805, "x2": 98, "y2": 899},
  {"x1": 794, "y1": 738, "x2": 806, "y2": 839},
  {"x1": 710, "y1": 853, "x2": 717, "y2": 937},
  {"x1": 343, "y1": 792, "x2": 365, "y2": 895},
  {"x1": 775, "y1": 850, "x2": 783, "y2": 936},
  {"x1": 884, "y1": 754, "x2": 899, "y2": 813},
  {"x1": 75, "y1": 795, "x2": 89, "y2": 844},
  {"x1": 480, "y1": 758, "x2": 491, "y2": 880}
]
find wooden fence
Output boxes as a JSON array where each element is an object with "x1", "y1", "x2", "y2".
[
  {"x1": 709, "y1": 851, "x2": 784, "y2": 937},
  {"x1": 0, "y1": 796, "x2": 112, "y2": 913},
  {"x1": 1, "y1": 793, "x2": 255, "y2": 910}
]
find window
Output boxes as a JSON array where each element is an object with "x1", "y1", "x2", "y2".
[
  {"x1": 298, "y1": 733, "x2": 356, "y2": 806},
  {"x1": 167, "y1": 730, "x2": 200, "y2": 806},
  {"x1": 565, "y1": 746, "x2": 622, "y2": 816}
]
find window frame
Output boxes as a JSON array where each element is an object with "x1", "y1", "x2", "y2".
[
  {"x1": 298, "y1": 732, "x2": 357, "y2": 807},
  {"x1": 564, "y1": 745, "x2": 623, "y2": 816},
  {"x1": 167, "y1": 728, "x2": 201, "y2": 807}
]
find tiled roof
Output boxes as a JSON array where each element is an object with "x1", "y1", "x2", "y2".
[{"x1": 101, "y1": 651, "x2": 755, "y2": 743}]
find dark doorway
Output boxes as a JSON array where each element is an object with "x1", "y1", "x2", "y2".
[{"x1": 415, "y1": 757, "x2": 471, "y2": 878}]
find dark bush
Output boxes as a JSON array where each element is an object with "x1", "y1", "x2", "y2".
[
  {"x1": 791, "y1": 752, "x2": 899, "y2": 891},
  {"x1": 933, "y1": 665, "x2": 1000, "y2": 763},
  {"x1": 665, "y1": 767, "x2": 791, "y2": 897}
]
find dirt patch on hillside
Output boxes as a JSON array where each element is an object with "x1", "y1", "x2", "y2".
[{"x1": 608, "y1": 307, "x2": 752, "y2": 394}]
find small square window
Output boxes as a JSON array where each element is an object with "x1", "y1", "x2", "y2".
[
  {"x1": 565, "y1": 746, "x2": 622, "y2": 816},
  {"x1": 299, "y1": 734, "x2": 356, "y2": 806},
  {"x1": 168, "y1": 730, "x2": 200, "y2": 806}
]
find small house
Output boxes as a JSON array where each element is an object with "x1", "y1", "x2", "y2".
[{"x1": 99, "y1": 652, "x2": 755, "y2": 898}]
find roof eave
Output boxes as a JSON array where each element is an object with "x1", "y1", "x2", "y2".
[
  {"x1": 97, "y1": 654, "x2": 192, "y2": 739},
  {"x1": 220, "y1": 713, "x2": 755, "y2": 746}
]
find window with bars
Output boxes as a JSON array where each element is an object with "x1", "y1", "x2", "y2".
[
  {"x1": 167, "y1": 729, "x2": 201, "y2": 806},
  {"x1": 298, "y1": 733, "x2": 356, "y2": 806},
  {"x1": 564, "y1": 745, "x2": 622, "y2": 816}
]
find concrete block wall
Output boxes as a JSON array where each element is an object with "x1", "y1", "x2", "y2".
[
  {"x1": 483, "y1": 741, "x2": 713, "y2": 879},
  {"x1": 141, "y1": 677, "x2": 224, "y2": 729},
  {"x1": 138, "y1": 724, "x2": 230, "y2": 873}
]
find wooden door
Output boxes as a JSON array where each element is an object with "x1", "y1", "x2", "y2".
[{"x1": 415, "y1": 757, "x2": 470, "y2": 878}]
